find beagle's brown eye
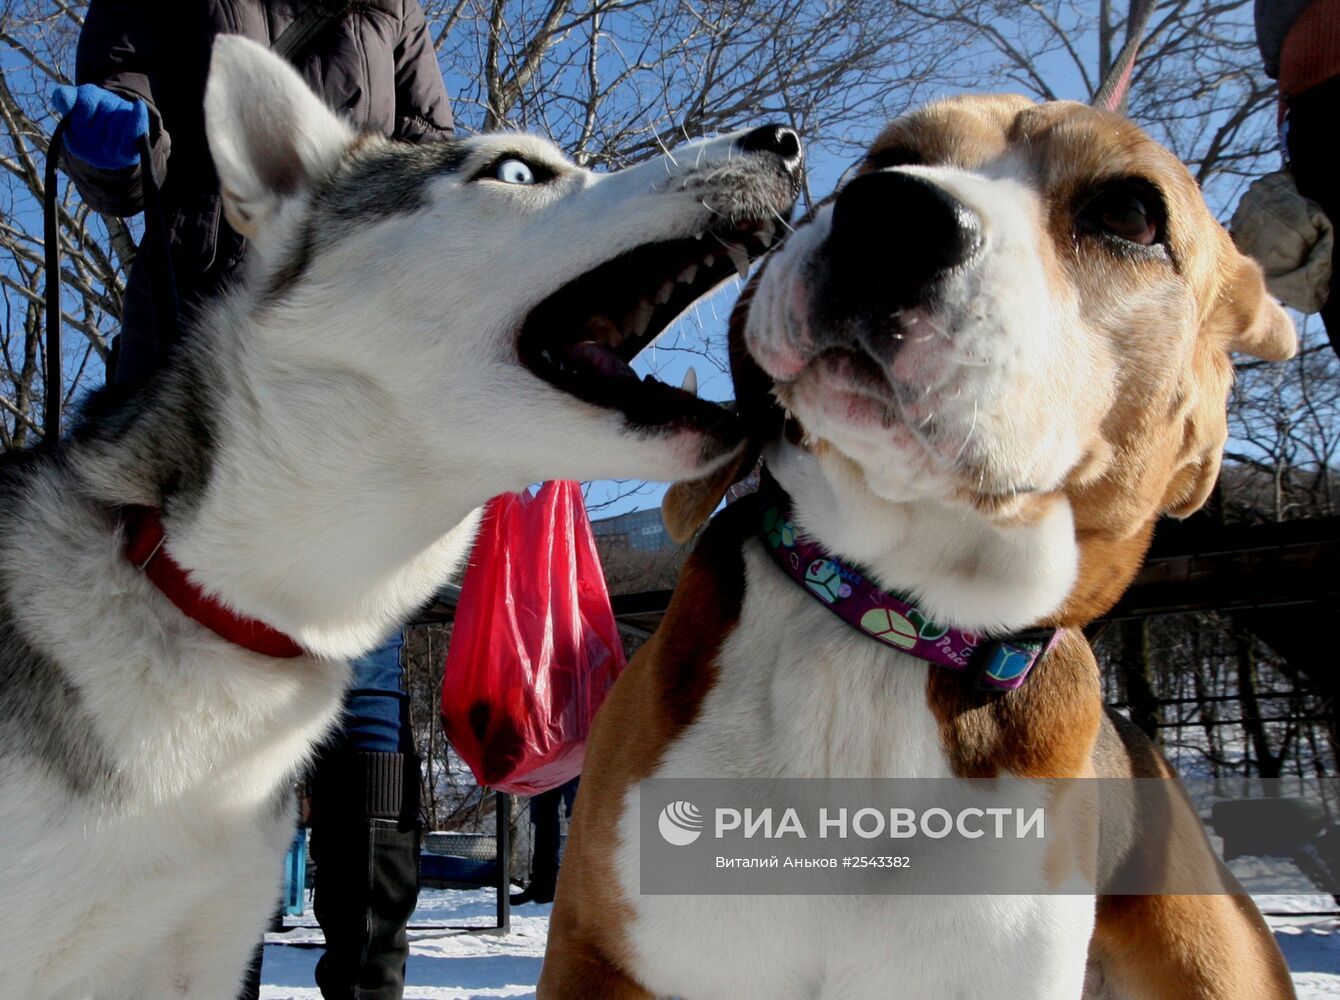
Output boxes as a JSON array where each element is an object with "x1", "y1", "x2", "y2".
[
  {"x1": 1079, "y1": 180, "x2": 1165, "y2": 247},
  {"x1": 1098, "y1": 194, "x2": 1156, "y2": 244}
]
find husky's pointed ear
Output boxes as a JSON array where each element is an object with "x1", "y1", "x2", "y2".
[{"x1": 205, "y1": 35, "x2": 353, "y2": 237}]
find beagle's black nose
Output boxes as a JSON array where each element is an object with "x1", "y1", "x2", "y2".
[
  {"x1": 738, "y1": 125, "x2": 803, "y2": 169},
  {"x1": 827, "y1": 169, "x2": 982, "y2": 307}
]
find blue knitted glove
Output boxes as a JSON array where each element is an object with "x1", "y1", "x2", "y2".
[{"x1": 51, "y1": 84, "x2": 149, "y2": 171}]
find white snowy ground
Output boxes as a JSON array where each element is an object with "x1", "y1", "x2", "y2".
[
  {"x1": 258, "y1": 887, "x2": 1340, "y2": 999},
  {"x1": 1260, "y1": 894, "x2": 1340, "y2": 999},
  {"x1": 259, "y1": 889, "x2": 546, "y2": 999}
]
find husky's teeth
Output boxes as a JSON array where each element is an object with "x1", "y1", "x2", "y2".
[
  {"x1": 727, "y1": 244, "x2": 751, "y2": 278},
  {"x1": 693, "y1": 231, "x2": 705, "y2": 240},
  {"x1": 655, "y1": 280, "x2": 675, "y2": 305},
  {"x1": 540, "y1": 349, "x2": 554, "y2": 363},
  {"x1": 681, "y1": 366, "x2": 698, "y2": 396},
  {"x1": 702, "y1": 253, "x2": 715, "y2": 268},
  {"x1": 628, "y1": 299, "x2": 655, "y2": 337},
  {"x1": 677, "y1": 264, "x2": 699, "y2": 284},
  {"x1": 756, "y1": 229, "x2": 774, "y2": 248}
]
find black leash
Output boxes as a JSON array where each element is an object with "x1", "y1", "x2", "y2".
[
  {"x1": 42, "y1": 118, "x2": 68, "y2": 446},
  {"x1": 137, "y1": 133, "x2": 181, "y2": 372},
  {"x1": 42, "y1": 128, "x2": 178, "y2": 447}
]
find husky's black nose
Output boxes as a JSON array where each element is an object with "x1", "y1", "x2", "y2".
[
  {"x1": 738, "y1": 125, "x2": 803, "y2": 169},
  {"x1": 827, "y1": 169, "x2": 982, "y2": 307}
]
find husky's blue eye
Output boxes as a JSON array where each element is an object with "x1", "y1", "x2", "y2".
[
  {"x1": 470, "y1": 155, "x2": 555, "y2": 186},
  {"x1": 495, "y1": 158, "x2": 536, "y2": 185}
]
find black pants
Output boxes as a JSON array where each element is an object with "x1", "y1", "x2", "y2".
[
  {"x1": 1287, "y1": 75, "x2": 1340, "y2": 351},
  {"x1": 524, "y1": 777, "x2": 579, "y2": 898},
  {"x1": 309, "y1": 749, "x2": 423, "y2": 1000}
]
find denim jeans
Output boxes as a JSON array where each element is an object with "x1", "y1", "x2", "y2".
[{"x1": 341, "y1": 632, "x2": 413, "y2": 754}]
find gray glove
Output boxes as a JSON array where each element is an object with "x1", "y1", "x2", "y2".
[{"x1": 1232, "y1": 171, "x2": 1332, "y2": 314}]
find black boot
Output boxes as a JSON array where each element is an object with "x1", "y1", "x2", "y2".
[
  {"x1": 508, "y1": 881, "x2": 554, "y2": 906},
  {"x1": 511, "y1": 787, "x2": 562, "y2": 905},
  {"x1": 310, "y1": 751, "x2": 422, "y2": 1000}
]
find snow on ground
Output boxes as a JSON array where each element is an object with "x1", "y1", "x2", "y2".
[
  {"x1": 259, "y1": 887, "x2": 1340, "y2": 998},
  {"x1": 1258, "y1": 894, "x2": 1340, "y2": 998},
  {"x1": 261, "y1": 889, "x2": 548, "y2": 999}
]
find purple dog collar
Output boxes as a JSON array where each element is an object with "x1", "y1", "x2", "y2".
[{"x1": 756, "y1": 477, "x2": 1060, "y2": 691}]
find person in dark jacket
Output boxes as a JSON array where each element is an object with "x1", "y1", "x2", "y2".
[
  {"x1": 56, "y1": 4, "x2": 453, "y2": 999},
  {"x1": 1253, "y1": 0, "x2": 1340, "y2": 346},
  {"x1": 62, "y1": 0, "x2": 453, "y2": 385}
]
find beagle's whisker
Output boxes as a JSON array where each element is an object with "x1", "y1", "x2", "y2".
[{"x1": 954, "y1": 400, "x2": 979, "y2": 462}]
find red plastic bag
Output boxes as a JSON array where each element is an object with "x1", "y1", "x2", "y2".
[{"x1": 440, "y1": 481, "x2": 626, "y2": 795}]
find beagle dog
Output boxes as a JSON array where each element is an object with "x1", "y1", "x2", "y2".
[{"x1": 540, "y1": 95, "x2": 1299, "y2": 1000}]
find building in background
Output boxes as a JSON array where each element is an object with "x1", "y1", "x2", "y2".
[{"x1": 590, "y1": 507, "x2": 674, "y2": 552}]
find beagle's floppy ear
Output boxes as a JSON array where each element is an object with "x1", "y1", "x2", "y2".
[
  {"x1": 1223, "y1": 254, "x2": 1299, "y2": 362},
  {"x1": 663, "y1": 445, "x2": 759, "y2": 543},
  {"x1": 1162, "y1": 249, "x2": 1298, "y2": 519},
  {"x1": 1159, "y1": 408, "x2": 1228, "y2": 519},
  {"x1": 662, "y1": 270, "x2": 784, "y2": 542}
]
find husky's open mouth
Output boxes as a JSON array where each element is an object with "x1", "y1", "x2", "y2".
[{"x1": 516, "y1": 216, "x2": 780, "y2": 431}]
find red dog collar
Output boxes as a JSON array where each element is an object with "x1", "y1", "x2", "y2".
[{"x1": 121, "y1": 506, "x2": 305, "y2": 658}]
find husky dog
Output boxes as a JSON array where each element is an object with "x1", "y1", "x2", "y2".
[{"x1": 0, "y1": 36, "x2": 800, "y2": 999}]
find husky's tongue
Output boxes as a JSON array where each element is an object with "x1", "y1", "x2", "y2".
[{"x1": 567, "y1": 340, "x2": 638, "y2": 381}]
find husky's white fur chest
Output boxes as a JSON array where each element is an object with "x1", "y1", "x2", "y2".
[
  {"x1": 0, "y1": 469, "x2": 350, "y2": 998},
  {"x1": 611, "y1": 542, "x2": 1095, "y2": 1000}
]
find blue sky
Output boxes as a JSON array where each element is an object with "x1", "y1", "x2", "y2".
[{"x1": 6, "y1": 5, "x2": 1287, "y2": 517}]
